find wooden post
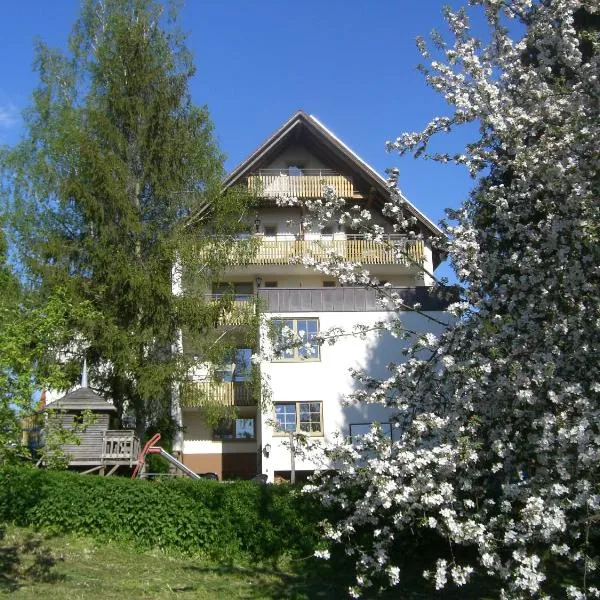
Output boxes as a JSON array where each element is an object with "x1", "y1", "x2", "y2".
[
  {"x1": 106, "y1": 464, "x2": 119, "y2": 476},
  {"x1": 80, "y1": 465, "x2": 103, "y2": 475}
]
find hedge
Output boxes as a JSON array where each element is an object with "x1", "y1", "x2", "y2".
[{"x1": 0, "y1": 467, "x2": 324, "y2": 562}]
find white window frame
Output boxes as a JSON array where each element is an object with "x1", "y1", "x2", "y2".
[
  {"x1": 274, "y1": 401, "x2": 323, "y2": 437},
  {"x1": 271, "y1": 318, "x2": 320, "y2": 361}
]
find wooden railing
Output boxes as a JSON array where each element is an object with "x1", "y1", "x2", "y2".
[
  {"x1": 196, "y1": 235, "x2": 424, "y2": 268},
  {"x1": 207, "y1": 295, "x2": 256, "y2": 326},
  {"x1": 21, "y1": 413, "x2": 44, "y2": 449},
  {"x1": 180, "y1": 381, "x2": 256, "y2": 408},
  {"x1": 101, "y1": 430, "x2": 140, "y2": 464},
  {"x1": 250, "y1": 236, "x2": 424, "y2": 266},
  {"x1": 259, "y1": 286, "x2": 455, "y2": 313},
  {"x1": 248, "y1": 174, "x2": 354, "y2": 198}
]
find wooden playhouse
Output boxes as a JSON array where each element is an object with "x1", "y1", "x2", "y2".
[{"x1": 37, "y1": 386, "x2": 140, "y2": 475}]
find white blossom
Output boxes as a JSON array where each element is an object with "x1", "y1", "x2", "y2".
[{"x1": 273, "y1": 2, "x2": 600, "y2": 598}]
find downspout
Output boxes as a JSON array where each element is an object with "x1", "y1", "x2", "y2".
[{"x1": 171, "y1": 256, "x2": 184, "y2": 456}]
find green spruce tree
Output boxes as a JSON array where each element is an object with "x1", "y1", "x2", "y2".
[{"x1": 3, "y1": 0, "x2": 252, "y2": 441}]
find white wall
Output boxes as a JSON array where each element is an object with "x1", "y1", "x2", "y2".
[
  {"x1": 251, "y1": 206, "x2": 392, "y2": 237},
  {"x1": 183, "y1": 405, "x2": 257, "y2": 455},
  {"x1": 259, "y1": 309, "x2": 450, "y2": 480}
]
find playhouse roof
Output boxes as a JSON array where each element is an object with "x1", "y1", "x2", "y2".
[{"x1": 51, "y1": 387, "x2": 117, "y2": 413}]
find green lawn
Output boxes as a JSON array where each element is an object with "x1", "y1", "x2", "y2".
[
  {"x1": 0, "y1": 526, "x2": 344, "y2": 599},
  {"x1": 0, "y1": 526, "x2": 499, "y2": 599}
]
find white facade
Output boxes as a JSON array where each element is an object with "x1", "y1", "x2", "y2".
[
  {"x1": 180, "y1": 111, "x2": 448, "y2": 481},
  {"x1": 260, "y1": 309, "x2": 449, "y2": 481}
]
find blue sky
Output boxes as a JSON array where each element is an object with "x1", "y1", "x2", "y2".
[{"x1": 0, "y1": 0, "x2": 481, "y2": 281}]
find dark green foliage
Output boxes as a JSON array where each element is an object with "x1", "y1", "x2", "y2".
[
  {"x1": 2, "y1": 0, "x2": 254, "y2": 439},
  {"x1": 0, "y1": 468, "x2": 323, "y2": 562},
  {"x1": 0, "y1": 232, "x2": 98, "y2": 463}
]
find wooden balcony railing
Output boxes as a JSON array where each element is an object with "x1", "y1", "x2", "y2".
[
  {"x1": 101, "y1": 430, "x2": 140, "y2": 464},
  {"x1": 249, "y1": 236, "x2": 424, "y2": 266},
  {"x1": 248, "y1": 173, "x2": 354, "y2": 198},
  {"x1": 207, "y1": 295, "x2": 256, "y2": 326},
  {"x1": 180, "y1": 381, "x2": 256, "y2": 408},
  {"x1": 196, "y1": 235, "x2": 424, "y2": 268}
]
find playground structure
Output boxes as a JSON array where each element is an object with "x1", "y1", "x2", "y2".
[
  {"x1": 23, "y1": 386, "x2": 141, "y2": 475},
  {"x1": 131, "y1": 433, "x2": 202, "y2": 480},
  {"x1": 22, "y1": 383, "x2": 207, "y2": 479}
]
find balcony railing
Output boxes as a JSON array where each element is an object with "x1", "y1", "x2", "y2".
[
  {"x1": 259, "y1": 286, "x2": 456, "y2": 313},
  {"x1": 249, "y1": 235, "x2": 424, "y2": 266},
  {"x1": 101, "y1": 430, "x2": 140, "y2": 464},
  {"x1": 206, "y1": 294, "x2": 256, "y2": 325},
  {"x1": 248, "y1": 170, "x2": 354, "y2": 198},
  {"x1": 180, "y1": 381, "x2": 256, "y2": 408}
]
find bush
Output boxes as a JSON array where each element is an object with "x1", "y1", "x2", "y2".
[{"x1": 0, "y1": 467, "x2": 323, "y2": 561}]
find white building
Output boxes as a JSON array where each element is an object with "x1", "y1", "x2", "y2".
[{"x1": 180, "y1": 111, "x2": 450, "y2": 482}]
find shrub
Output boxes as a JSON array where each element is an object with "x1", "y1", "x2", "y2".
[{"x1": 0, "y1": 467, "x2": 323, "y2": 561}]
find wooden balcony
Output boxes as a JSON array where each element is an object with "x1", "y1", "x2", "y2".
[
  {"x1": 259, "y1": 286, "x2": 455, "y2": 313},
  {"x1": 207, "y1": 295, "x2": 256, "y2": 326},
  {"x1": 181, "y1": 381, "x2": 256, "y2": 408},
  {"x1": 250, "y1": 235, "x2": 424, "y2": 266},
  {"x1": 197, "y1": 235, "x2": 424, "y2": 269},
  {"x1": 101, "y1": 430, "x2": 140, "y2": 464},
  {"x1": 248, "y1": 170, "x2": 354, "y2": 198}
]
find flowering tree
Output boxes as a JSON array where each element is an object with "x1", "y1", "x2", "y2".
[{"x1": 290, "y1": 1, "x2": 600, "y2": 598}]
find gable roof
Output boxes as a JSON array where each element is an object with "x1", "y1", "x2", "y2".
[
  {"x1": 224, "y1": 110, "x2": 443, "y2": 238},
  {"x1": 51, "y1": 386, "x2": 117, "y2": 412}
]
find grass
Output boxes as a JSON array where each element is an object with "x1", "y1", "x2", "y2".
[
  {"x1": 0, "y1": 525, "x2": 501, "y2": 599},
  {"x1": 0, "y1": 526, "x2": 343, "y2": 599}
]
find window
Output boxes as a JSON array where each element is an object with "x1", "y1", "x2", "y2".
[
  {"x1": 275, "y1": 403, "x2": 296, "y2": 432},
  {"x1": 349, "y1": 422, "x2": 393, "y2": 442},
  {"x1": 214, "y1": 417, "x2": 255, "y2": 440},
  {"x1": 217, "y1": 348, "x2": 252, "y2": 382},
  {"x1": 320, "y1": 225, "x2": 333, "y2": 235},
  {"x1": 287, "y1": 164, "x2": 304, "y2": 176},
  {"x1": 274, "y1": 402, "x2": 323, "y2": 435},
  {"x1": 271, "y1": 318, "x2": 320, "y2": 360},
  {"x1": 72, "y1": 412, "x2": 86, "y2": 426},
  {"x1": 232, "y1": 348, "x2": 252, "y2": 382},
  {"x1": 264, "y1": 225, "x2": 277, "y2": 237},
  {"x1": 322, "y1": 281, "x2": 336, "y2": 287},
  {"x1": 264, "y1": 281, "x2": 278, "y2": 288}
]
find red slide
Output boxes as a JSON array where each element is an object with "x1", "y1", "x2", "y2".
[
  {"x1": 131, "y1": 432, "x2": 161, "y2": 479},
  {"x1": 131, "y1": 433, "x2": 200, "y2": 480}
]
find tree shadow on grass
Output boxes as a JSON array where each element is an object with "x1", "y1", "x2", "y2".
[
  {"x1": 0, "y1": 526, "x2": 65, "y2": 593},
  {"x1": 183, "y1": 559, "x2": 499, "y2": 600},
  {"x1": 183, "y1": 560, "x2": 347, "y2": 599}
]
